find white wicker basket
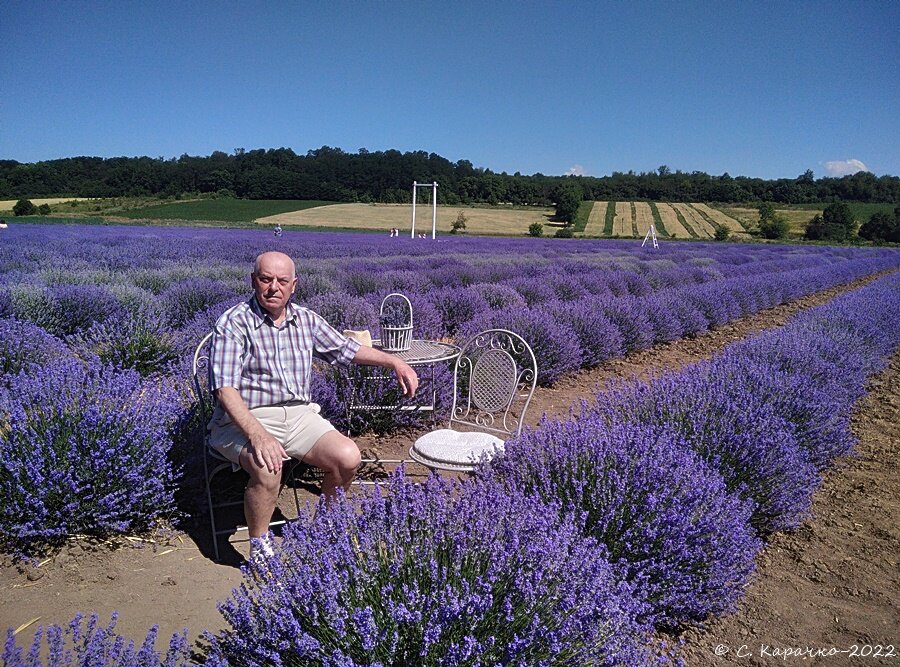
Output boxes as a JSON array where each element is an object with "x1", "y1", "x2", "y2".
[{"x1": 379, "y1": 293, "x2": 413, "y2": 352}]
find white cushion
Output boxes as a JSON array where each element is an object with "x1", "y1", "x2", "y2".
[{"x1": 410, "y1": 429, "x2": 505, "y2": 469}]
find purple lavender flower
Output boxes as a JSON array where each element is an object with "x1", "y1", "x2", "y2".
[
  {"x1": 483, "y1": 419, "x2": 760, "y2": 627},
  {"x1": 2, "y1": 612, "x2": 190, "y2": 667},
  {"x1": 0, "y1": 358, "x2": 183, "y2": 556},
  {"x1": 206, "y1": 472, "x2": 657, "y2": 666},
  {"x1": 0, "y1": 317, "x2": 71, "y2": 376}
]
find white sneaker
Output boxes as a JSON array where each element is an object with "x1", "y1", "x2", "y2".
[{"x1": 248, "y1": 533, "x2": 276, "y2": 571}]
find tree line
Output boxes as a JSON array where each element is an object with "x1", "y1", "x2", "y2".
[{"x1": 1, "y1": 147, "x2": 898, "y2": 206}]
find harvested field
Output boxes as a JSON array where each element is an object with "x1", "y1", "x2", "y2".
[
  {"x1": 613, "y1": 201, "x2": 632, "y2": 237},
  {"x1": 583, "y1": 201, "x2": 608, "y2": 236},
  {"x1": 633, "y1": 202, "x2": 654, "y2": 237},
  {"x1": 672, "y1": 202, "x2": 715, "y2": 237},
  {"x1": 257, "y1": 203, "x2": 552, "y2": 236},
  {"x1": 655, "y1": 202, "x2": 692, "y2": 238},
  {"x1": 692, "y1": 202, "x2": 748, "y2": 236},
  {"x1": 0, "y1": 197, "x2": 90, "y2": 210}
]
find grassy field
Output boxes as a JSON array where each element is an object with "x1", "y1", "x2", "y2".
[
  {"x1": 122, "y1": 199, "x2": 335, "y2": 222},
  {"x1": 717, "y1": 206, "x2": 815, "y2": 237},
  {"x1": 257, "y1": 203, "x2": 556, "y2": 235}
]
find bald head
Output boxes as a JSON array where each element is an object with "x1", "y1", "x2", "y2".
[
  {"x1": 254, "y1": 251, "x2": 296, "y2": 277},
  {"x1": 251, "y1": 252, "x2": 298, "y2": 321}
]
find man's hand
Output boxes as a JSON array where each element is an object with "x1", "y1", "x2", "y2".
[
  {"x1": 350, "y1": 345, "x2": 419, "y2": 397},
  {"x1": 215, "y1": 386, "x2": 288, "y2": 474},
  {"x1": 393, "y1": 359, "x2": 419, "y2": 398},
  {"x1": 248, "y1": 429, "x2": 289, "y2": 474}
]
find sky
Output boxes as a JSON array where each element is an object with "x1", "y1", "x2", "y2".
[{"x1": 2, "y1": 0, "x2": 898, "y2": 180}]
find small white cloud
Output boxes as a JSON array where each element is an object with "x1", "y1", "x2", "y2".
[
  {"x1": 823, "y1": 159, "x2": 869, "y2": 177},
  {"x1": 566, "y1": 164, "x2": 586, "y2": 176}
]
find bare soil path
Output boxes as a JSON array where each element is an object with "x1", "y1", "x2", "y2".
[{"x1": 1, "y1": 271, "x2": 897, "y2": 659}]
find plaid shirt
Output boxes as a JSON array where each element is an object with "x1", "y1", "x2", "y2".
[{"x1": 210, "y1": 296, "x2": 360, "y2": 409}]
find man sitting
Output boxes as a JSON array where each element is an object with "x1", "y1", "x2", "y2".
[{"x1": 208, "y1": 251, "x2": 418, "y2": 562}]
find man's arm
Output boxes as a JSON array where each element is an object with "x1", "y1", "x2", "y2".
[
  {"x1": 351, "y1": 345, "x2": 419, "y2": 398},
  {"x1": 214, "y1": 386, "x2": 288, "y2": 474}
]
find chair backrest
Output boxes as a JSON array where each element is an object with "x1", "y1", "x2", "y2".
[
  {"x1": 448, "y1": 329, "x2": 537, "y2": 439},
  {"x1": 191, "y1": 332, "x2": 215, "y2": 426}
]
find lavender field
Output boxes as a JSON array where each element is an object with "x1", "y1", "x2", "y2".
[{"x1": 2, "y1": 223, "x2": 900, "y2": 665}]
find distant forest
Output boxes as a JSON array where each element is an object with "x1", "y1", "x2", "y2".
[{"x1": 1, "y1": 147, "x2": 898, "y2": 205}]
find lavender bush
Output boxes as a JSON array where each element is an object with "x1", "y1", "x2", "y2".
[
  {"x1": 206, "y1": 473, "x2": 657, "y2": 666},
  {"x1": 0, "y1": 318, "x2": 71, "y2": 375},
  {"x1": 2, "y1": 613, "x2": 190, "y2": 667},
  {"x1": 593, "y1": 369, "x2": 820, "y2": 534},
  {"x1": 68, "y1": 309, "x2": 182, "y2": 377},
  {"x1": 461, "y1": 306, "x2": 581, "y2": 386},
  {"x1": 483, "y1": 419, "x2": 760, "y2": 627},
  {"x1": 0, "y1": 359, "x2": 183, "y2": 556}
]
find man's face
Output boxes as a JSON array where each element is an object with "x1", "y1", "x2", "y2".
[{"x1": 251, "y1": 255, "x2": 297, "y2": 317}]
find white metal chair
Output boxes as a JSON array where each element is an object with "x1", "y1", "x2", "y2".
[
  {"x1": 409, "y1": 329, "x2": 537, "y2": 472},
  {"x1": 192, "y1": 332, "x2": 302, "y2": 561}
]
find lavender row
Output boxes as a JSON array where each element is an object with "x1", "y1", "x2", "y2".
[{"x1": 485, "y1": 269, "x2": 900, "y2": 629}]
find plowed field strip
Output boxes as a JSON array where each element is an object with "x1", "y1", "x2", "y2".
[
  {"x1": 673, "y1": 203, "x2": 715, "y2": 237},
  {"x1": 614, "y1": 202, "x2": 633, "y2": 237},
  {"x1": 655, "y1": 203, "x2": 691, "y2": 238},
  {"x1": 692, "y1": 203, "x2": 748, "y2": 234},
  {"x1": 634, "y1": 202, "x2": 654, "y2": 236},
  {"x1": 583, "y1": 201, "x2": 608, "y2": 236}
]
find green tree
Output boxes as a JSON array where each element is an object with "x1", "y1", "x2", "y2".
[
  {"x1": 450, "y1": 210, "x2": 468, "y2": 234},
  {"x1": 37, "y1": 203, "x2": 51, "y2": 215},
  {"x1": 713, "y1": 226, "x2": 731, "y2": 241},
  {"x1": 528, "y1": 222, "x2": 543, "y2": 237},
  {"x1": 805, "y1": 202, "x2": 857, "y2": 241},
  {"x1": 554, "y1": 185, "x2": 582, "y2": 224},
  {"x1": 13, "y1": 199, "x2": 36, "y2": 216},
  {"x1": 858, "y1": 209, "x2": 900, "y2": 243},
  {"x1": 757, "y1": 202, "x2": 788, "y2": 239}
]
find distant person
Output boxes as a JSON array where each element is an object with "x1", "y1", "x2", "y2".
[
  {"x1": 208, "y1": 251, "x2": 418, "y2": 565},
  {"x1": 273, "y1": 224, "x2": 283, "y2": 237},
  {"x1": 0, "y1": 220, "x2": 7, "y2": 229}
]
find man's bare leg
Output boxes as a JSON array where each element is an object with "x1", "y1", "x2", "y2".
[
  {"x1": 239, "y1": 446, "x2": 281, "y2": 538},
  {"x1": 303, "y1": 430, "x2": 362, "y2": 500}
]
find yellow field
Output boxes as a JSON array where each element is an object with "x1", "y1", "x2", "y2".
[
  {"x1": 613, "y1": 202, "x2": 632, "y2": 236},
  {"x1": 672, "y1": 203, "x2": 714, "y2": 238},
  {"x1": 583, "y1": 201, "x2": 607, "y2": 235},
  {"x1": 257, "y1": 203, "x2": 554, "y2": 236},
  {"x1": 634, "y1": 202, "x2": 654, "y2": 236},
  {"x1": 692, "y1": 203, "x2": 748, "y2": 236},
  {"x1": 655, "y1": 203, "x2": 691, "y2": 238},
  {"x1": 0, "y1": 197, "x2": 90, "y2": 211}
]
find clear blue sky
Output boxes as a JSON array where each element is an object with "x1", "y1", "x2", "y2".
[{"x1": 2, "y1": 0, "x2": 898, "y2": 179}]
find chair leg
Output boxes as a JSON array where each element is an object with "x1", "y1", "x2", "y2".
[{"x1": 203, "y1": 448, "x2": 221, "y2": 562}]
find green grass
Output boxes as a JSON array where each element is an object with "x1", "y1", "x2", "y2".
[
  {"x1": 648, "y1": 202, "x2": 670, "y2": 237},
  {"x1": 571, "y1": 200, "x2": 593, "y2": 233},
  {"x1": 121, "y1": 199, "x2": 336, "y2": 222},
  {"x1": 604, "y1": 201, "x2": 616, "y2": 235}
]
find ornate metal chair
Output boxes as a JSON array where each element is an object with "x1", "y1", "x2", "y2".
[
  {"x1": 192, "y1": 332, "x2": 301, "y2": 561},
  {"x1": 409, "y1": 329, "x2": 537, "y2": 472}
]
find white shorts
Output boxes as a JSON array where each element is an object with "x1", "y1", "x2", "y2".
[{"x1": 208, "y1": 402, "x2": 336, "y2": 468}]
